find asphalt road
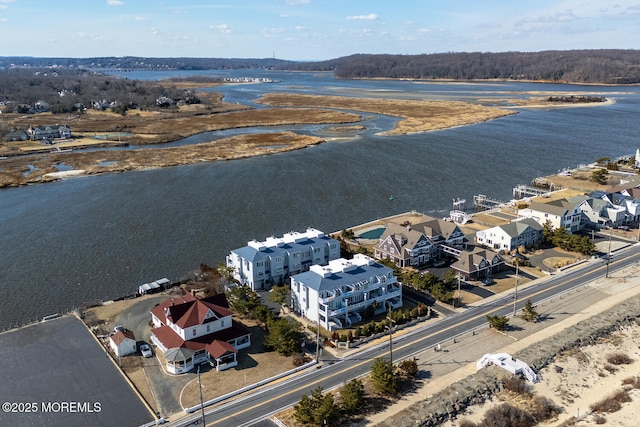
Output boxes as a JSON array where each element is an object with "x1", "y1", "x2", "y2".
[{"x1": 167, "y1": 243, "x2": 640, "y2": 427}]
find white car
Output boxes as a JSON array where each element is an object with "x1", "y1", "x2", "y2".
[{"x1": 140, "y1": 343, "x2": 153, "y2": 358}]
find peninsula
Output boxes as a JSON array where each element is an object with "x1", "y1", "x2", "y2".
[{"x1": 0, "y1": 83, "x2": 613, "y2": 188}]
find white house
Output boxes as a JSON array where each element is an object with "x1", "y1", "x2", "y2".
[
  {"x1": 570, "y1": 194, "x2": 625, "y2": 229},
  {"x1": 518, "y1": 198, "x2": 582, "y2": 233},
  {"x1": 150, "y1": 294, "x2": 251, "y2": 374},
  {"x1": 475, "y1": 218, "x2": 543, "y2": 252},
  {"x1": 226, "y1": 228, "x2": 340, "y2": 291},
  {"x1": 109, "y1": 329, "x2": 137, "y2": 357},
  {"x1": 290, "y1": 254, "x2": 402, "y2": 331}
]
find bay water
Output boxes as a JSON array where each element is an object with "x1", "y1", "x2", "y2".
[{"x1": 1, "y1": 71, "x2": 639, "y2": 329}]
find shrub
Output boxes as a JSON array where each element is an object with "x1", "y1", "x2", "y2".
[
  {"x1": 458, "y1": 420, "x2": 477, "y2": 427},
  {"x1": 621, "y1": 376, "x2": 640, "y2": 388},
  {"x1": 593, "y1": 414, "x2": 607, "y2": 424},
  {"x1": 398, "y1": 358, "x2": 419, "y2": 379},
  {"x1": 530, "y1": 396, "x2": 560, "y2": 421},
  {"x1": 480, "y1": 403, "x2": 535, "y2": 427},
  {"x1": 589, "y1": 389, "x2": 631, "y2": 413},
  {"x1": 487, "y1": 315, "x2": 509, "y2": 331},
  {"x1": 606, "y1": 352, "x2": 633, "y2": 365},
  {"x1": 502, "y1": 376, "x2": 529, "y2": 395},
  {"x1": 292, "y1": 353, "x2": 306, "y2": 367}
]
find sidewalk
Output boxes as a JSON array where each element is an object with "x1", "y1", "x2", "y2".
[{"x1": 364, "y1": 260, "x2": 640, "y2": 426}]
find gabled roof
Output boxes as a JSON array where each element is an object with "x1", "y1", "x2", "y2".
[
  {"x1": 525, "y1": 198, "x2": 577, "y2": 216},
  {"x1": 111, "y1": 329, "x2": 135, "y2": 346},
  {"x1": 206, "y1": 340, "x2": 237, "y2": 359},
  {"x1": 452, "y1": 248, "x2": 503, "y2": 274},
  {"x1": 151, "y1": 294, "x2": 233, "y2": 329},
  {"x1": 499, "y1": 218, "x2": 543, "y2": 238},
  {"x1": 152, "y1": 320, "x2": 250, "y2": 352},
  {"x1": 413, "y1": 218, "x2": 462, "y2": 241},
  {"x1": 376, "y1": 223, "x2": 431, "y2": 255}
]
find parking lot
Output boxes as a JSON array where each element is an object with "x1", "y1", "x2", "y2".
[{"x1": 0, "y1": 315, "x2": 154, "y2": 427}]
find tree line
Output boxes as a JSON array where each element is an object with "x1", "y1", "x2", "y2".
[
  {"x1": 3, "y1": 49, "x2": 640, "y2": 84},
  {"x1": 0, "y1": 68, "x2": 207, "y2": 115},
  {"x1": 328, "y1": 50, "x2": 640, "y2": 84}
]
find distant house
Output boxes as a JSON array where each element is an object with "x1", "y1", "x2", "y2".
[
  {"x1": 27, "y1": 125, "x2": 71, "y2": 141},
  {"x1": 450, "y1": 248, "x2": 504, "y2": 281},
  {"x1": 226, "y1": 228, "x2": 340, "y2": 291},
  {"x1": 5, "y1": 129, "x2": 29, "y2": 142},
  {"x1": 150, "y1": 293, "x2": 251, "y2": 374},
  {"x1": 290, "y1": 254, "x2": 402, "y2": 330},
  {"x1": 518, "y1": 198, "x2": 581, "y2": 233},
  {"x1": 109, "y1": 328, "x2": 137, "y2": 357},
  {"x1": 475, "y1": 218, "x2": 543, "y2": 252}
]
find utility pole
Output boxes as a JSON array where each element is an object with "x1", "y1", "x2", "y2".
[
  {"x1": 606, "y1": 234, "x2": 612, "y2": 278},
  {"x1": 316, "y1": 308, "x2": 321, "y2": 362},
  {"x1": 197, "y1": 366, "x2": 206, "y2": 426},
  {"x1": 512, "y1": 262, "x2": 519, "y2": 316},
  {"x1": 386, "y1": 310, "x2": 394, "y2": 365},
  {"x1": 387, "y1": 323, "x2": 393, "y2": 365},
  {"x1": 457, "y1": 274, "x2": 461, "y2": 307}
]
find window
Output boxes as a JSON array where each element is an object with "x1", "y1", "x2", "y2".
[
  {"x1": 206, "y1": 325, "x2": 210, "y2": 332},
  {"x1": 220, "y1": 319, "x2": 225, "y2": 328},
  {"x1": 192, "y1": 328, "x2": 197, "y2": 336}
]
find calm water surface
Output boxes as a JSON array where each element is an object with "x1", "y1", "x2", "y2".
[{"x1": 1, "y1": 71, "x2": 639, "y2": 328}]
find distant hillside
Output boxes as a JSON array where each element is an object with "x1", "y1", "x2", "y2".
[
  {"x1": 326, "y1": 50, "x2": 640, "y2": 84},
  {"x1": 2, "y1": 49, "x2": 639, "y2": 84}
]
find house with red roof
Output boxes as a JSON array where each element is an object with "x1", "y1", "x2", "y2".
[
  {"x1": 150, "y1": 293, "x2": 251, "y2": 374},
  {"x1": 110, "y1": 328, "x2": 137, "y2": 357}
]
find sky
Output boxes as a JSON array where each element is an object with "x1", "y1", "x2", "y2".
[{"x1": 1, "y1": 1, "x2": 639, "y2": 60}]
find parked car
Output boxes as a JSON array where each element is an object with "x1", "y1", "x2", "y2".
[
  {"x1": 432, "y1": 260, "x2": 446, "y2": 268},
  {"x1": 482, "y1": 277, "x2": 495, "y2": 286},
  {"x1": 140, "y1": 343, "x2": 153, "y2": 358}
]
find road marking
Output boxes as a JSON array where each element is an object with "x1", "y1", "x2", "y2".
[{"x1": 203, "y1": 258, "x2": 628, "y2": 426}]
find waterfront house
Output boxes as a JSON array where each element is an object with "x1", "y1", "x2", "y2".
[
  {"x1": 570, "y1": 194, "x2": 626, "y2": 229},
  {"x1": 374, "y1": 223, "x2": 435, "y2": 268},
  {"x1": 594, "y1": 189, "x2": 640, "y2": 225},
  {"x1": 226, "y1": 228, "x2": 340, "y2": 291},
  {"x1": 450, "y1": 248, "x2": 504, "y2": 281},
  {"x1": 518, "y1": 198, "x2": 582, "y2": 233},
  {"x1": 373, "y1": 216, "x2": 465, "y2": 268},
  {"x1": 290, "y1": 254, "x2": 402, "y2": 331},
  {"x1": 109, "y1": 328, "x2": 137, "y2": 357},
  {"x1": 27, "y1": 124, "x2": 71, "y2": 141},
  {"x1": 150, "y1": 293, "x2": 251, "y2": 374},
  {"x1": 413, "y1": 217, "x2": 466, "y2": 258},
  {"x1": 475, "y1": 218, "x2": 543, "y2": 253}
]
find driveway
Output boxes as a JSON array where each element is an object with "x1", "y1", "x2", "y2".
[{"x1": 113, "y1": 294, "x2": 194, "y2": 418}]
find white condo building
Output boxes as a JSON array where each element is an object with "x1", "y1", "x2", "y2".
[
  {"x1": 226, "y1": 228, "x2": 340, "y2": 291},
  {"x1": 290, "y1": 254, "x2": 402, "y2": 331}
]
